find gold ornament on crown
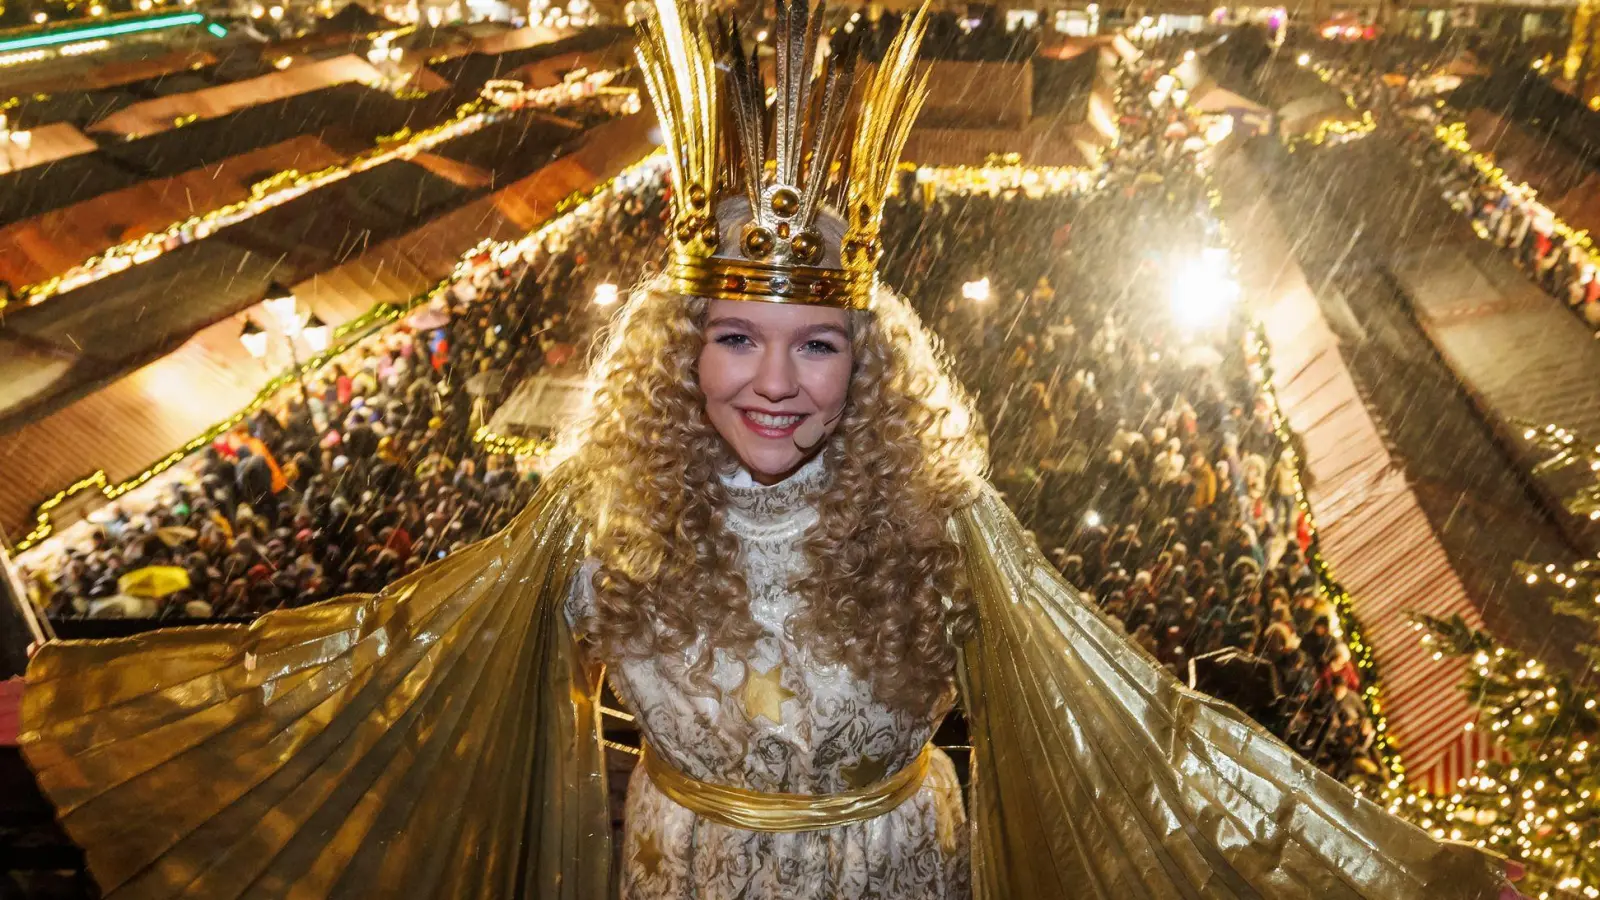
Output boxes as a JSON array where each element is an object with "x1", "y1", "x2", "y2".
[{"x1": 634, "y1": 0, "x2": 930, "y2": 309}]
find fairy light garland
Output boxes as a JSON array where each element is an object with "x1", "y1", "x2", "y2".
[
  {"x1": 1282, "y1": 58, "x2": 1376, "y2": 153},
  {"x1": 3, "y1": 72, "x2": 637, "y2": 311},
  {"x1": 903, "y1": 160, "x2": 1096, "y2": 197},
  {"x1": 472, "y1": 427, "x2": 554, "y2": 457},
  {"x1": 12, "y1": 149, "x2": 669, "y2": 553}
]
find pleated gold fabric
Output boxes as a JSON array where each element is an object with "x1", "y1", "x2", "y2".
[
  {"x1": 19, "y1": 473, "x2": 612, "y2": 900},
  {"x1": 954, "y1": 486, "x2": 1508, "y2": 900},
  {"x1": 639, "y1": 741, "x2": 933, "y2": 833},
  {"x1": 18, "y1": 474, "x2": 1516, "y2": 900}
]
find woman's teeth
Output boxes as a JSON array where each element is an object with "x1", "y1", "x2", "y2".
[{"x1": 745, "y1": 411, "x2": 803, "y2": 428}]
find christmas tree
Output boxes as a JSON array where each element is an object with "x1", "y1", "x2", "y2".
[{"x1": 1408, "y1": 558, "x2": 1600, "y2": 899}]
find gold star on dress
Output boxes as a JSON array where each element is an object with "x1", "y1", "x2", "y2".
[
  {"x1": 741, "y1": 663, "x2": 796, "y2": 725},
  {"x1": 633, "y1": 829, "x2": 665, "y2": 878},
  {"x1": 840, "y1": 753, "x2": 890, "y2": 790}
]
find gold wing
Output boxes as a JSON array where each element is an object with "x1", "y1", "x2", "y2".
[
  {"x1": 955, "y1": 487, "x2": 1507, "y2": 899},
  {"x1": 19, "y1": 473, "x2": 610, "y2": 899}
]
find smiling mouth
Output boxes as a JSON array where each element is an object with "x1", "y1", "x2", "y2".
[{"x1": 739, "y1": 408, "x2": 808, "y2": 437}]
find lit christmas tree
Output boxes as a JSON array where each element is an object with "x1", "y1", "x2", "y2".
[{"x1": 1409, "y1": 559, "x2": 1600, "y2": 900}]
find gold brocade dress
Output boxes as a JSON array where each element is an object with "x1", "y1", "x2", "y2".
[
  {"x1": 17, "y1": 465, "x2": 1512, "y2": 899},
  {"x1": 564, "y1": 456, "x2": 970, "y2": 898}
]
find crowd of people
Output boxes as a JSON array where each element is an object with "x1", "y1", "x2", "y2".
[
  {"x1": 1295, "y1": 46, "x2": 1600, "y2": 333},
  {"x1": 1417, "y1": 134, "x2": 1600, "y2": 330},
  {"x1": 14, "y1": 38, "x2": 1386, "y2": 783},
  {"x1": 878, "y1": 47, "x2": 1385, "y2": 782}
]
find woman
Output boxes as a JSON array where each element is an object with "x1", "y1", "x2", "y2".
[
  {"x1": 560, "y1": 278, "x2": 978, "y2": 897},
  {"x1": 19, "y1": 2, "x2": 1519, "y2": 898}
]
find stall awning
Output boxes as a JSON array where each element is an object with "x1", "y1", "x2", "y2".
[
  {"x1": 0, "y1": 134, "x2": 347, "y2": 290},
  {"x1": 90, "y1": 55, "x2": 390, "y2": 139}
]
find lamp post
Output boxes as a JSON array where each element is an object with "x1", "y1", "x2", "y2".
[{"x1": 240, "y1": 281, "x2": 330, "y2": 422}]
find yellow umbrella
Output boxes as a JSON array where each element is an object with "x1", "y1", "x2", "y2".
[{"x1": 117, "y1": 566, "x2": 192, "y2": 599}]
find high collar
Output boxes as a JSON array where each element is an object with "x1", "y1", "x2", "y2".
[{"x1": 719, "y1": 452, "x2": 828, "y2": 540}]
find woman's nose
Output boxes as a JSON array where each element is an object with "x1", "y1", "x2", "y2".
[{"x1": 751, "y1": 346, "x2": 800, "y2": 402}]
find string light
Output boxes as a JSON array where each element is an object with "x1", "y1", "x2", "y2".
[{"x1": 1280, "y1": 56, "x2": 1375, "y2": 153}]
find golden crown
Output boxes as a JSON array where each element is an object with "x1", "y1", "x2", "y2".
[{"x1": 635, "y1": 0, "x2": 929, "y2": 310}]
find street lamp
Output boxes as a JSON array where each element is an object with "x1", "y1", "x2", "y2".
[
  {"x1": 302, "y1": 312, "x2": 330, "y2": 352},
  {"x1": 263, "y1": 280, "x2": 299, "y2": 330},
  {"x1": 240, "y1": 282, "x2": 327, "y2": 421},
  {"x1": 239, "y1": 319, "x2": 270, "y2": 359}
]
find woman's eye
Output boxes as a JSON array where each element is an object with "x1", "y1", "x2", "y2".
[
  {"x1": 715, "y1": 333, "x2": 754, "y2": 349},
  {"x1": 800, "y1": 339, "x2": 840, "y2": 355}
]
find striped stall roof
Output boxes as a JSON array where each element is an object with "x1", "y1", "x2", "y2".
[{"x1": 1225, "y1": 178, "x2": 1491, "y2": 790}]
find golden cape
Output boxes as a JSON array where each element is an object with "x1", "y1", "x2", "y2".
[{"x1": 20, "y1": 474, "x2": 1506, "y2": 898}]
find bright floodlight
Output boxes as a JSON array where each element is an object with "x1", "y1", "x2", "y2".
[
  {"x1": 1085, "y1": 510, "x2": 1102, "y2": 527},
  {"x1": 1297, "y1": 53, "x2": 1310, "y2": 66},
  {"x1": 594, "y1": 283, "x2": 620, "y2": 306},
  {"x1": 239, "y1": 320, "x2": 270, "y2": 359},
  {"x1": 962, "y1": 277, "x2": 991, "y2": 303},
  {"x1": 1169, "y1": 248, "x2": 1239, "y2": 331}
]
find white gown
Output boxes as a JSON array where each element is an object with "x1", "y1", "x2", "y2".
[{"x1": 565, "y1": 455, "x2": 971, "y2": 899}]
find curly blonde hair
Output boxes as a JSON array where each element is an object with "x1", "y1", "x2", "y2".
[{"x1": 557, "y1": 277, "x2": 987, "y2": 718}]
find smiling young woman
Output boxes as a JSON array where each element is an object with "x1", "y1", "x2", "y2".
[{"x1": 699, "y1": 302, "x2": 853, "y2": 482}]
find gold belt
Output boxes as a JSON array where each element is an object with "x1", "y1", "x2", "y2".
[{"x1": 640, "y1": 742, "x2": 932, "y2": 833}]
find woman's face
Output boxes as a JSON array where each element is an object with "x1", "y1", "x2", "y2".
[{"x1": 699, "y1": 298, "x2": 853, "y2": 485}]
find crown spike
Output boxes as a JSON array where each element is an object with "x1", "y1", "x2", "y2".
[
  {"x1": 722, "y1": 16, "x2": 766, "y2": 214},
  {"x1": 798, "y1": 34, "x2": 856, "y2": 228},
  {"x1": 636, "y1": 0, "x2": 932, "y2": 309}
]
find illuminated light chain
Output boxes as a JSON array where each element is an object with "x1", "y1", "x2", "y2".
[
  {"x1": 472, "y1": 426, "x2": 554, "y2": 458},
  {"x1": 3, "y1": 72, "x2": 638, "y2": 311},
  {"x1": 1430, "y1": 118, "x2": 1600, "y2": 268},
  {"x1": 0, "y1": 48, "x2": 48, "y2": 66},
  {"x1": 12, "y1": 149, "x2": 669, "y2": 553},
  {"x1": 1281, "y1": 58, "x2": 1377, "y2": 153},
  {"x1": 903, "y1": 159, "x2": 1096, "y2": 197},
  {"x1": 59, "y1": 38, "x2": 111, "y2": 55}
]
